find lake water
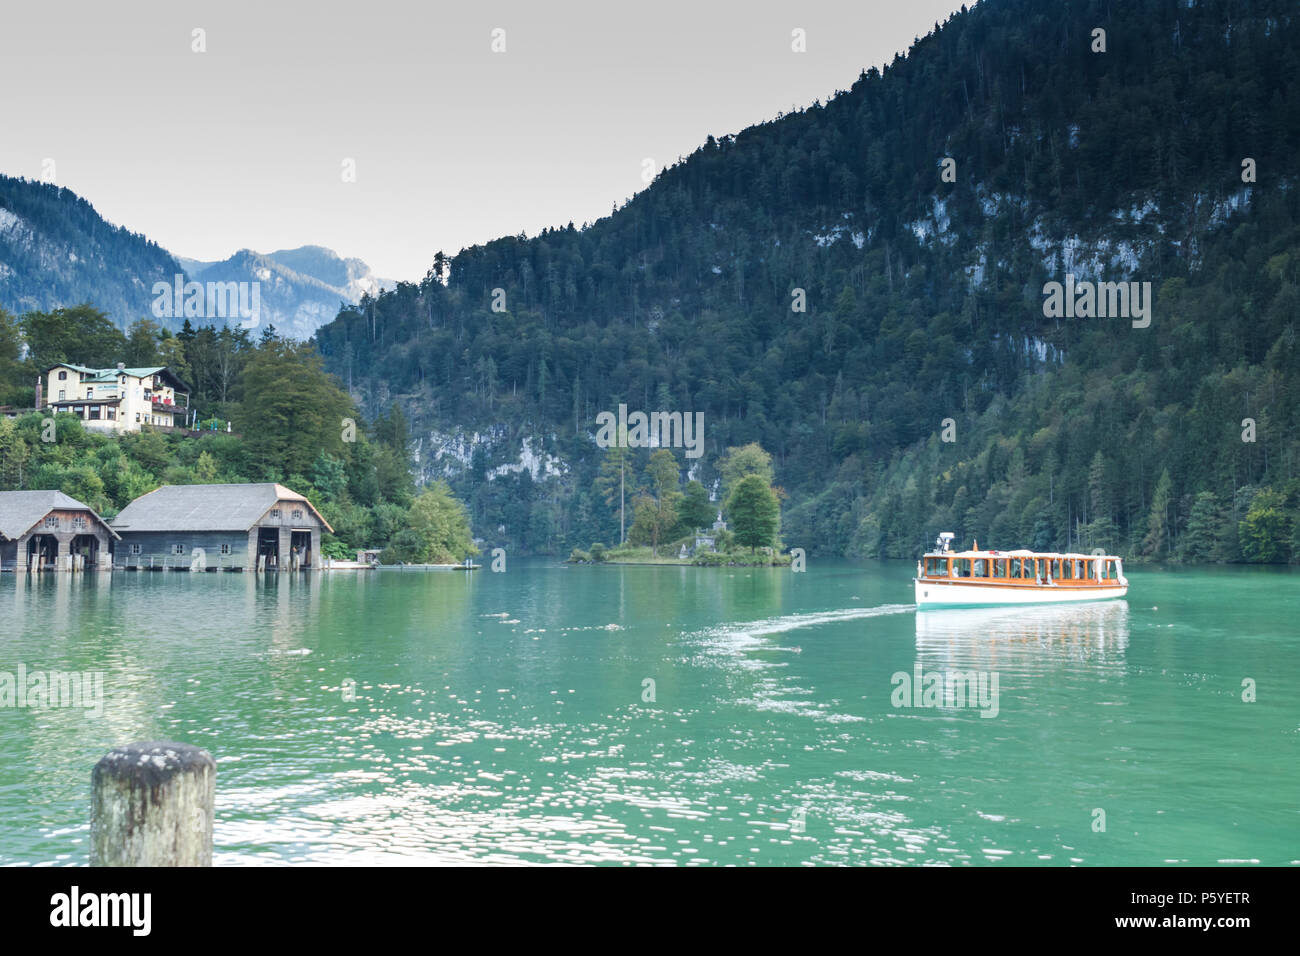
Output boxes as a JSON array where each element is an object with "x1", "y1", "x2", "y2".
[{"x1": 1, "y1": 561, "x2": 1296, "y2": 866}]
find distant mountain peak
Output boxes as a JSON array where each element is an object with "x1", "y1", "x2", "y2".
[{"x1": 173, "y1": 245, "x2": 395, "y2": 339}]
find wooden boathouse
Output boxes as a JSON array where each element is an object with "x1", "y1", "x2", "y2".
[
  {"x1": 0, "y1": 490, "x2": 118, "y2": 571},
  {"x1": 110, "y1": 483, "x2": 332, "y2": 571}
]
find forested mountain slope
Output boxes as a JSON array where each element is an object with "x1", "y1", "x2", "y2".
[
  {"x1": 0, "y1": 175, "x2": 182, "y2": 327},
  {"x1": 315, "y1": 0, "x2": 1300, "y2": 561}
]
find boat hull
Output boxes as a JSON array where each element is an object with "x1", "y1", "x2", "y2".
[{"x1": 914, "y1": 578, "x2": 1127, "y2": 608}]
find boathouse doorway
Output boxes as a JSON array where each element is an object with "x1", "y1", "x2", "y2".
[
  {"x1": 291, "y1": 530, "x2": 312, "y2": 569},
  {"x1": 26, "y1": 534, "x2": 57, "y2": 571},
  {"x1": 70, "y1": 533, "x2": 99, "y2": 571},
  {"x1": 256, "y1": 527, "x2": 280, "y2": 570}
]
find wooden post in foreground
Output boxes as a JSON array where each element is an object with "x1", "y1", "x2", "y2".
[{"x1": 91, "y1": 741, "x2": 215, "y2": 866}]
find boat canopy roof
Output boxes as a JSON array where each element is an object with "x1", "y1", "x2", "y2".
[{"x1": 923, "y1": 549, "x2": 1121, "y2": 560}]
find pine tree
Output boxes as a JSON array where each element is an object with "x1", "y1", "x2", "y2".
[
  {"x1": 727, "y1": 474, "x2": 780, "y2": 552},
  {"x1": 1180, "y1": 491, "x2": 1222, "y2": 563},
  {"x1": 595, "y1": 437, "x2": 632, "y2": 545},
  {"x1": 1142, "y1": 470, "x2": 1174, "y2": 557},
  {"x1": 679, "y1": 479, "x2": 714, "y2": 532},
  {"x1": 629, "y1": 449, "x2": 682, "y2": 556}
]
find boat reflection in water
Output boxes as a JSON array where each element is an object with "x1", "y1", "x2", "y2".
[{"x1": 914, "y1": 599, "x2": 1130, "y2": 673}]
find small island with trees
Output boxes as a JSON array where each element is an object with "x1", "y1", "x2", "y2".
[{"x1": 568, "y1": 441, "x2": 792, "y2": 567}]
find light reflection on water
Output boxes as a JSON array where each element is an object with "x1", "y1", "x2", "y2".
[
  {"x1": 0, "y1": 565, "x2": 1295, "y2": 866},
  {"x1": 915, "y1": 601, "x2": 1130, "y2": 668}
]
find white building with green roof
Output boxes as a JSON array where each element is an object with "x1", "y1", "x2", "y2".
[{"x1": 40, "y1": 362, "x2": 190, "y2": 433}]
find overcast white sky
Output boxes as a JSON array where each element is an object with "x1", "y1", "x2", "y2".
[{"x1": 0, "y1": 0, "x2": 967, "y2": 280}]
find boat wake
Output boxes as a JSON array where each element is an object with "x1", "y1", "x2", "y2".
[
  {"x1": 699, "y1": 604, "x2": 914, "y2": 643},
  {"x1": 687, "y1": 604, "x2": 915, "y2": 719}
]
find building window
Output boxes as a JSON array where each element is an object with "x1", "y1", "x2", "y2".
[
  {"x1": 172, "y1": 544, "x2": 184, "y2": 555},
  {"x1": 106, "y1": 407, "x2": 115, "y2": 420},
  {"x1": 44, "y1": 516, "x2": 57, "y2": 528},
  {"x1": 291, "y1": 509, "x2": 303, "y2": 520},
  {"x1": 130, "y1": 543, "x2": 141, "y2": 555},
  {"x1": 72, "y1": 516, "x2": 86, "y2": 530},
  {"x1": 220, "y1": 544, "x2": 231, "y2": 555},
  {"x1": 58, "y1": 389, "x2": 65, "y2": 401},
  {"x1": 135, "y1": 413, "x2": 141, "y2": 423},
  {"x1": 270, "y1": 509, "x2": 281, "y2": 518},
  {"x1": 58, "y1": 370, "x2": 67, "y2": 381},
  {"x1": 89, "y1": 405, "x2": 101, "y2": 420}
]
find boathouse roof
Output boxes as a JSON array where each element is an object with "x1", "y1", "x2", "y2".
[
  {"x1": 111, "y1": 483, "x2": 333, "y2": 534},
  {"x1": 0, "y1": 490, "x2": 119, "y2": 541}
]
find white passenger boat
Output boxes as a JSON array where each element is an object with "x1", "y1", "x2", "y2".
[{"x1": 914, "y1": 533, "x2": 1128, "y2": 608}]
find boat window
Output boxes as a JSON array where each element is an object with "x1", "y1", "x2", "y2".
[
  {"x1": 953, "y1": 558, "x2": 972, "y2": 578},
  {"x1": 924, "y1": 557, "x2": 949, "y2": 577},
  {"x1": 1010, "y1": 558, "x2": 1022, "y2": 577},
  {"x1": 1083, "y1": 560, "x2": 1095, "y2": 579},
  {"x1": 973, "y1": 559, "x2": 989, "y2": 578},
  {"x1": 1048, "y1": 560, "x2": 1060, "y2": 580},
  {"x1": 1059, "y1": 560, "x2": 1073, "y2": 580},
  {"x1": 1101, "y1": 560, "x2": 1113, "y2": 580},
  {"x1": 992, "y1": 559, "x2": 1007, "y2": 579}
]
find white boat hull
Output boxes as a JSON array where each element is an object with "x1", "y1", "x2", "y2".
[{"x1": 914, "y1": 578, "x2": 1127, "y2": 608}]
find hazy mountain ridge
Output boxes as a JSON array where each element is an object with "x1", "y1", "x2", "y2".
[
  {"x1": 0, "y1": 174, "x2": 391, "y2": 338},
  {"x1": 0, "y1": 175, "x2": 183, "y2": 326}
]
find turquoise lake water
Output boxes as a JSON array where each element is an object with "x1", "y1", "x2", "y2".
[{"x1": 0, "y1": 560, "x2": 1296, "y2": 865}]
